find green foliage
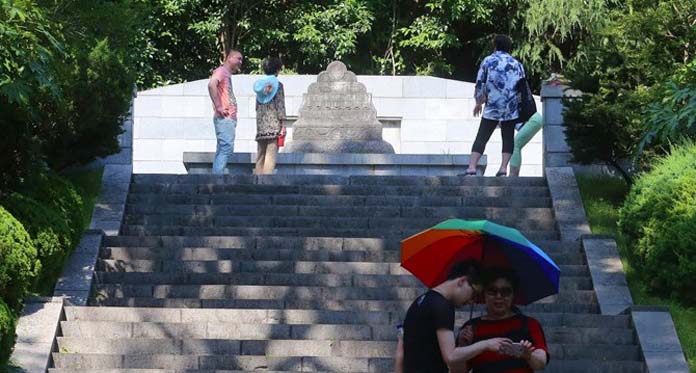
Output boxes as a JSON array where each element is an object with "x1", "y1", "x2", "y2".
[
  {"x1": 637, "y1": 61, "x2": 696, "y2": 159},
  {"x1": 1, "y1": 0, "x2": 140, "y2": 191},
  {"x1": 619, "y1": 142, "x2": 696, "y2": 304},
  {"x1": 0, "y1": 206, "x2": 39, "y2": 310},
  {"x1": 3, "y1": 171, "x2": 84, "y2": 295},
  {"x1": 2, "y1": 194, "x2": 73, "y2": 295},
  {"x1": 564, "y1": 0, "x2": 696, "y2": 181},
  {"x1": 0, "y1": 298, "x2": 16, "y2": 366}
]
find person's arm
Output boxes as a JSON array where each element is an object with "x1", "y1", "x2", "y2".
[
  {"x1": 274, "y1": 84, "x2": 287, "y2": 135},
  {"x1": 208, "y1": 74, "x2": 225, "y2": 117},
  {"x1": 437, "y1": 329, "x2": 510, "y2": 368},
  {"x1": 517, "y1": 340, "x2": 547, "y2": 370},
  {"x1": 394, "y1": 334, "x2": 404, "y2": 373},
  {"x1": 474, "y1": 58, "x2": 488, "y2": 113}
]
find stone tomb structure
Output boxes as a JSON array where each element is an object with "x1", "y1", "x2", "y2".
[{"x1": 284, "y1": 61, "x2": 395, "y2": 154}]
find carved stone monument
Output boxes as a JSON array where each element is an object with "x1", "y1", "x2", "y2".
[{"x1": 284, "y1": 61, "x2": 395, "y2": 153}]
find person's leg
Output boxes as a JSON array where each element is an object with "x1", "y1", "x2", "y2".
[
  {"x1": 510, "y1": 113, "x2": 544, "y2": 177},
  {"x1": 212, "y1": 118, "x2": 237, "y2": 174},
  {"x1": 255, "y1": 140, "x2": 267, "y2": 175},
  {"x1": 263, "y1": 139, "x2": 279, "y2": 174},
  {"x1": 467, "y1": 118, "x2": 497, "y2": 174},
  {"x1": 498, "y1": 121, "x2": 516, "y2": 176}
]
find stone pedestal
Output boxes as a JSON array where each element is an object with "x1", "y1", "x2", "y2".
[{"x1": 284, "y1": 61, "x2": 394, "y2": 153}]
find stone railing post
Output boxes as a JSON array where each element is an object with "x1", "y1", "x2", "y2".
[{"x1": 540, "y1": 81, "x2": 573, "y2": 173}]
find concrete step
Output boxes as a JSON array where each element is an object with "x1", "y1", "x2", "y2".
[
  {"x1": 102, "y1": 236, "x2": 579, "y2": 252},
  {"x1": 95, "y1": 271, "x2": 593, "y2": 290},
  {"x1": 97, "y1": 259, "x2": 589, "y2": 276},
  {"x1": 49, "y1": 357, "x2": 646, "y2": 373},
  {"x1": 65, "y1": 307, "x2": 629, "y2": 329},
  {"x1": 118, "y1": 225, "x2": 561, "y2": 240},
  {"x1": 100, "y1": 246, "x2": 586, "y2": 265},
  {"x1": 93, "y1": 284, "x2": 596, "y2": 309},
  {"x1": 124, "y1": 205, "x2": 555, "y2": 222},
  {"x1": 131, "y1": 174, "x2": 548, "y2": 187},
  {"x1": 52, "y1": 353, "x2": 390, "y2": 371},
  {"x1": 90, "y1": 297, "x2": 601, "y2": 313},
  {"x1": 93, "y1": 284, "x2": 596, "y2": 303},
  {"x1": 129, "y1": 182, "x2": 551, "y2": 199},
  {"x1": 49, "y1": 359, "x2": 647, "y2": 373},
  {"x1": 60, "y1": 320, "x2": 635, "y2": 344},
  {"x1": 127, "y1": 193, "x2": 550, "y2": 208},
  {"x1": 124, "y1": 208, "x2": 556, "y2": 230},
  {"x1": 55, "y1": 338, "x2": 640, "y2": 360}
]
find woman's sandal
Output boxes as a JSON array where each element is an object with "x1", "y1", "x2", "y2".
[
  {"x1": 496, "y1": 171, "x2": 507, "y2": 177},
  {"x1": 463, "y1": 170, "x2": 477, "y2": 176}
]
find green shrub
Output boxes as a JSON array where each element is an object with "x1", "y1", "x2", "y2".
[
  {"x1": 19, "y1": 172, "x2": 84, "y2": 245},
  {"x1": 2, "y1": 194, "x2": 72, "y2": 295},
  {"x1": 619, "y1": 142, "x2": 696, "y2": 304},
  {"x1": 0, "y1": 207, "x2": 39, "y2": 310},
  {"x1": 0, "y1": 297, "x2": 16, "y2": 365}
]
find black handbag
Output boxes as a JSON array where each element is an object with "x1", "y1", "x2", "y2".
[{"x1": 516, "y1": 77, "x2": 537, "y2": 124}]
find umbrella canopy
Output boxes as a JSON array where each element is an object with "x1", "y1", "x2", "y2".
[{"x1": 401, "y1": 219, "x2": 560, "y2": 305}]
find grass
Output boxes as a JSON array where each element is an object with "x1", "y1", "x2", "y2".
[
  {"x1": 576, "y1": 174, "x2": 696, "y2": 372},
  {"x1": 63, "y1": 166, "x2": 104, "y2": 231}
]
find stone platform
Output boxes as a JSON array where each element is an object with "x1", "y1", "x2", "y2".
[{"x1": 183, "y1": 152, "x2": 486, "y2": 176}]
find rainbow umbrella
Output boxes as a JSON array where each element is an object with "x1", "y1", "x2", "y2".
[{"x1": 401, "y1": 219, "x2": 560, "y2": 305}]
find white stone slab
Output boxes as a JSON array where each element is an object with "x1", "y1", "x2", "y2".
[
  {"x1": 403, "y1": 76, "x2": 446, "y2": 98},
  {"x1": 133, "y1": 139, "x2": 164, "y2": 161},
  {"x1": 357, "y1": 76, "x2": 404, "y2": 98},
  {"x1": 400, "y1": 120, "x2": 447, "y2": 142}
]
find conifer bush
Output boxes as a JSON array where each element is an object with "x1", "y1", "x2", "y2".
[
  {"x1": 0, "y1": 207, "x2": 39, "y2": 310},
  {"x1": 619, "y1": 142, "x2": 696, "y2": 304}
]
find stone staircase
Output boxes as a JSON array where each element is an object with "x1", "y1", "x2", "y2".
[{"x1": 50, "y1": 174, "x2": 646, "y2": 372}]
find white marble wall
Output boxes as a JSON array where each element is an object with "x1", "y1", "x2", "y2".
[{"x1": 133, "y1": 75, "x2": 543, "y2": 176}]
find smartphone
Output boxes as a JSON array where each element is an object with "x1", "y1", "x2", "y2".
[{"x1": 500, "y1": 342, "x2": 525, "y2": 357}]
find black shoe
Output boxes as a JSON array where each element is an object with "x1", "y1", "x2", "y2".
[{"x1": 496, "y1": 171, "x2": 507, "y2": 177}]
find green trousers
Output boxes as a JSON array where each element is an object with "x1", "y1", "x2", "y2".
[{"x1": 510, "y1": 112, "x2": 544, "y2": 168}]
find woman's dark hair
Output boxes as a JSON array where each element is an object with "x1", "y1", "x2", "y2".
[
  {"x1": 262, "y1": 56, "x2": 283, "y2": 75},
  {"x1": 493, "y1": 34, "x2": 513, "y2": 53},
  {"x1": 482, "y1": 267, "x2": 519, "y2": 291}
]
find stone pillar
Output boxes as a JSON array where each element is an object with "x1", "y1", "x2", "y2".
[{"x1": 540, "y1": 82, "x2": 574, "y2": 170}]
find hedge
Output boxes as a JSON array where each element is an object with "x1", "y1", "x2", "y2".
[
  {"x1": 2, "y1": 194, "x2": 73, "y2": 295},
  {"x1": 0, "y1": 207, "x2": 39, "y2": 310},
  {"x1": 619, "y1": 142, "x2": 696, "y2": 304},
  {"x1": 0, "y1": 298, "x2": 16, "y2": 365}
]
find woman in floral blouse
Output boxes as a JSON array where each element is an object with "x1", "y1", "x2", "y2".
[{"x1": 253, "y1": 57, "x2": 286, "y2": 175}]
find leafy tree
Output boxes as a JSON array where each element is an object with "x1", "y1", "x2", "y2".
[{"x1": 563, "y1": 0, "x2": 696, "y2": 182}]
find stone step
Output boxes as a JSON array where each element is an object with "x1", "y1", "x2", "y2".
[
  {"x1": 123, "y1": 213, "x2": 557, "y2": 232},
  {"x1": 55, "y1": 338, "x2": 640, "y2": 360},
  {"x1": 129, "y1": 182, "x2": 552, "y2": 199},
  {"x1": 93, "y1": 284, "x2": 596, "y2": 303},
  {"x1": 52, "y1": 353, "x2": 390, "y2": 371},
  {"x1": 124, "y1": 205, "x2": 555, "y2": 222},
  {"x1": 95, "y1": 271, "x2": 593, "y2": 290},
  {"x1": 49, "y1": 357, "x2": 646, "y2": 373},
  {"x1": 97, "y1": 259, "x2": 589, "y2": 277},
  {"x1": 127, "y1": 193, "x2": 551, "y2": 208},
  {"x1": 100, "y1": 246, "x2": 586, "y2": 265},
  {"x1": 101, "y1": 236, "x2": 579, "y2": 252},
  {"x1": 49, "y1": 359, "x2": 647, "y2": 373},
  {"x1": 131, "y1": 174, "x2": 548, "y2": 187},
  {"x1": 90, "y1": 297, "x2": 601, "y2": 313},
  {"x1": 65, "y1": 307, "x2": 630, "y2": 329},
  {"x1": 60, "y1": 320, "x2": 635, "y2": 344},
  {"x1": 118, "y1": 225, "x2": 561, "y2": 240}
]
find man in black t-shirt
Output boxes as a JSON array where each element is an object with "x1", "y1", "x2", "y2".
[{"x1": 395, "y1": 260, "x2": 511, "y2": 373}]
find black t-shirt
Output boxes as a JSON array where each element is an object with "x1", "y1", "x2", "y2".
[{"x1": 403, "y1": 290, "x2": 455, "y2": 373}]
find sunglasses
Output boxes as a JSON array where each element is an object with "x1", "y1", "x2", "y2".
[{"x1": 485, "y1": 286, "x2": 514, "y2": 297}]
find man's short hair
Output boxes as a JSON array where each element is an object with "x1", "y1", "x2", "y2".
[
  {"x1": 226, "y1": 49, "x2": 242, "y2": 59},
  {"x1": 262, "y1": 56, "x2": 283, "y2": 75},
  {"x1": 446, "y1": 260, "x2": 481, "y2": 284},
  {"x1": 493, "y1": 34, "x2": 513, "y2": 53}
]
